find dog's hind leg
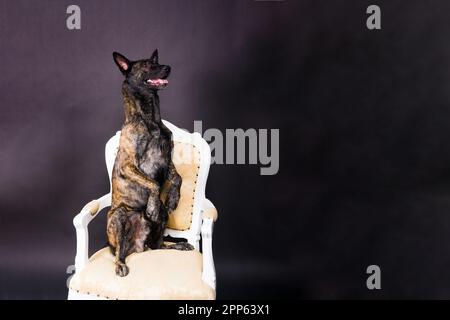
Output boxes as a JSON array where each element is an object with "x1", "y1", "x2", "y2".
[
  {"x1": 161, "y1": 242, "x2": 194, "y2": 251},
  {"x1": 144, "y1": 191, "x2": 193, "y2": 251},
  {"x1": 107, "y1": 207, "x2": 130, "y2": 277},
  {"x1": 145, "y1": 194, "x2": 169, "y2": 250},
  {"x1": 116, "y1": 239, "x2": 129, "y2": 277}
]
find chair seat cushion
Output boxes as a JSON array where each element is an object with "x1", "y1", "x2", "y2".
[{"x1": 69, "y1": 247, "x2": 215, "y2": 300}]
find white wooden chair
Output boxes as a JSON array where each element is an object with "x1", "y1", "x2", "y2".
[{"x1": 68, "y1": 120, "x2": 217, "y2": 300}]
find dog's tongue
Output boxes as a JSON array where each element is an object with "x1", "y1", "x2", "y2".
[{"x1": 147, "y1": 79, "x2": 168, "y2": 86}]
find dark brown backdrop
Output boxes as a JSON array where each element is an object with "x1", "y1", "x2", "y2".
[{"x1": 2, "y1": 0, "x2": 450, "y2": 299}]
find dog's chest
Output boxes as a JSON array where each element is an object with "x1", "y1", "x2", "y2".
[{"x1": 138, "y1": 136, "x2": 170, "y2": 180}]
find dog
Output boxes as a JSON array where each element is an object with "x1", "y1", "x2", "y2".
[{"x1": 107, "y1": 50, "x2": 193, "y2": 277}]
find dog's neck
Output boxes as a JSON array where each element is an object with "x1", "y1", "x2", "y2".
[{"x1": 122, "y1": 82, "x2": 162, "y2": 132}]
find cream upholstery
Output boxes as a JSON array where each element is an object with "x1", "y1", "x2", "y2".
[
  {"x1": 161, "y1": 141, "x2": 201, "y2": 231},
  {"x1": 69, "y1": 247, "x2": 215, "y2": 300},
  {"x1": 202, "y1": 206, "x2": 218, "y2": 222},
  {"x1": 82, "y1": 200, "x2": 100, "y2": 216}
]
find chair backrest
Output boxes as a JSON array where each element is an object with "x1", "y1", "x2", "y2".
[{"x1": 104, "y1": 120, "x2": 211, "y2": 249}]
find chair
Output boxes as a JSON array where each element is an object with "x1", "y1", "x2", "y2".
[{"x1": 68, "y1": 120, "x2": 218, "y2": 300}]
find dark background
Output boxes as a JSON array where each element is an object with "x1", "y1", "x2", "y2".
[{"x1": 1, "y1": 0, "x2": 450, "y2": 299}]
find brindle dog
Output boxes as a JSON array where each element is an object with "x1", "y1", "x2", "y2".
[{"x1": 107, "y1": 50, "x2": 192, "y2": 277}]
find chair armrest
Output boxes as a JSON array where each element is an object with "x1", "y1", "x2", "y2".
[
  {"x1": 202, "y1": 198, "x2": 218, "y2": 222},
  {"x1": 201, "y1": 198, "x2": 217, "y2": 291},
  {"x1": 73, "y1": 193, "x2": 111, "y2": 273}
]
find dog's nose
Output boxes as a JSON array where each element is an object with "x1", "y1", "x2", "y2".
[{"x1": 163, "y1": 66, "x2": 171, "y2": 73}]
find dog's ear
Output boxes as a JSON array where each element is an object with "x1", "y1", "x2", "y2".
[
  {"x1": 113, "y1": 52, "x2": 131, "y2": 75},
  {"x1": 150, "y1": 49, "x2": 159, "y2": 64}
]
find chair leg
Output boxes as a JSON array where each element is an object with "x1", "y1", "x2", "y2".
[{"x1": 201, "y1": 218, "x2": 216, "y2": 290}]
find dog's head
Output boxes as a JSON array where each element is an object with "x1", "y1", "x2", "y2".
[{"x1": 113, "y1": 50, "x2": 171, "y2": 91}]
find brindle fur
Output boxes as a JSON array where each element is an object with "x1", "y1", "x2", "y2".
[{"x1": 107, "y1": 50, "x2": 193, "y2": 277}]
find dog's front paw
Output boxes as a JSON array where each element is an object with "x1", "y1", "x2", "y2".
[
  {"x1": 115, "y1": 263, "x2": 129, "y2": 277},
  {"x1": 166, "y1": 192, "x2": 180, "y2": 212}
]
